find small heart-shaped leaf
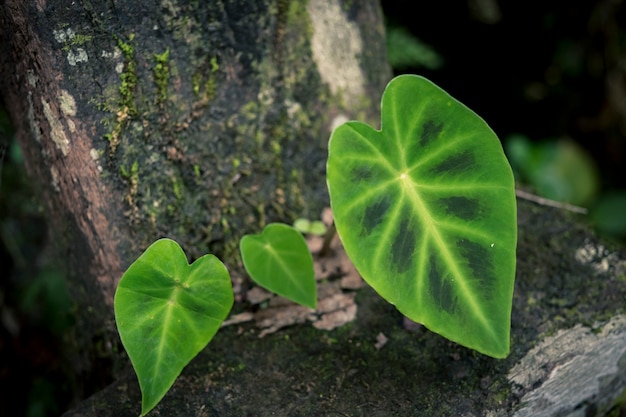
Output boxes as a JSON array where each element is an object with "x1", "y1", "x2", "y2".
[
  {"x1": 327, "y1": 75, "x2": 517, "y2": 358},
  {"x1": 240, "y1": 223, "x2": 316, "y2": 309},
  {"x1": 114, "y1": 238, "x2": 233, "y2": 415}
]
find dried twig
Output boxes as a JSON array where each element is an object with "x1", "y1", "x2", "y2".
[{"x1": 515, "y1": 189, "x2": 588, "y2": 215}]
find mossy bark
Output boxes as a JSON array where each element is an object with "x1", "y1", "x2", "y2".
[
  {"x1": 0, "y1": 0, "x2": 390, "y2": 388},
  {"x1": 62, "y1": 198, "x2": 626, "y2": 417}
]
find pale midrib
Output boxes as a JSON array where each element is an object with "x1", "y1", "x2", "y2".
[
  {"x1": 152, "y1": 288, "x2": 178, "y2": 386},
  {"x1": 126, "y1": 285, "x2": 224, "y2": 320},
  {"x1": 404, "y1": 177, "x2": 497, "y2": 343},
  {"x1": 267, "y1": 245, "x2": 309, "y2": 300}
]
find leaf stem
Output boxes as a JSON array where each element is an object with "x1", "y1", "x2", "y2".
[{"x1": 319, "y1": 222, "x2": 337, "y2": 258}]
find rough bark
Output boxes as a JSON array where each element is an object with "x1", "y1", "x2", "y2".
[
  {"x1": 0, "y1": 0, "x2": 390, "y2": 381},
  {"x1": 62, "y1": 197, "x2": 626, "y2": 416}
]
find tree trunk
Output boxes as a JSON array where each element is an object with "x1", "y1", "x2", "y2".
[{"x1": 0, "y1": 0, "x2": 390, "y2": 388}]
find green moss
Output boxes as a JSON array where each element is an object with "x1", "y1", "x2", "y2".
[
  {"x1": 101, "y1": 34, "x2": 138, "y2": 154},
  {"x1": 192, "y1": 73, "x2": 202, "y2": 96},
  {"x1": 119, "y1": 160, "x2": 138, "y2": 180},
  {"x1": 205, "y1": 56, "x2": 219, "y2": 100},
  {"x1": 288, "y1": 169, "x2": 305, "y2": 210},
  {"x1": 153, "y1": 49, "x2": 171, "y2": 105},
  {"x1": 594, "y1": 386, "x2": 626, "y2": 416},
  {"x1": 171, "y1": 176, "x2": 183, "y2": 201},
  {"x1": 190, "y1": 55, "x2": 219, "y2": 102},
  {"x1": 119, "y1": 160, "x2": 139, "y2": 206},
  {"x1": 117, "y1": 36, "x2": 138, "y2": 116},
  {"x1": 71, "y1": 33, "x2": 93, "y2": 45},
  {"x1": 205, "y1": 77, "x2": 217, "y2": 102},
  {"x1": 61, "y1": 33, "x2": 94, "y2": 51},
  {"x1": 210, "y1": 56, "x2": 219, "y2": 72},
  {"x1": 270, "y1": 140, "x2": 281, "y2": 155}
]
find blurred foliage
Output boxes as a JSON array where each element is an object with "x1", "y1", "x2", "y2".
[
  {"x1": 25, "y1": 378, "x2": 61, "y2": 417},
  {"x1": 293, "y1": 217, "x2": 327, "y2": 236},
  {"x1": 590, "y1": 192, "x2": 626, "y2": 242},
  {"x1": 505, "y1": 134, "x2": 600, "y2": 207},
  {"x1": 0, "y1": 105, "x2": 74, "y2": 417},
  {"x1": 18, "y1": 265, "x2": 73, "y2": 335},
  {"x1": 385, "y1": 24, "x2": 443, "y2": 71}
]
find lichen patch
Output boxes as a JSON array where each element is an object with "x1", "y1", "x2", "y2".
[
  {"x1": 575, "y1": 240, "x2": 625, "y2": 275},
  {"x1": 53, "y1": 28, "x2": 75, "y2": 44},
  {"x1": 27, "y1": 93, "x2": 42, "y2": 144},
  {"x1": 53, "y1": 28, "x2": 90, "y2": 66},
  {"x1": 307, "y1": 0, "x2": 365, "y2": 107},
  {"x1": 59, "y1": 90, "x2": 77, "y2": 116},
  {"x1": 27, "y1": 69, "x2": 38, "y2": 87},
  {"x1": 67, "y1": 48, "x2": 88, "y2": 66},
  {"x1": 90, "y1": 148, "x2": 103, "y2": 172},
  {"x1": 42, "y1": 98, "x2": 70, "y2": 156},
  {"x1": 50, "y1": 165, "x2": 60, "y2": 193}
]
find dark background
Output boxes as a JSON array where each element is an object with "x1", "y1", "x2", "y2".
[
  {"x1": 1, "y1": 1, "x2": 625, "y2": 416},
  {"x1": 382, "y1": 0, "x2": 626, "y2": 227}
]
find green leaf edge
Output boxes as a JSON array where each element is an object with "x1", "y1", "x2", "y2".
[
  {"x1": 327, "y1": 74, "x2": 517, "y2": 358},
  {"x1": 114, "y1": 238, "x2": 234, "y2": 416},
  {"x1": 240, "y1": 223, "x2": 317, "y2": 309}
]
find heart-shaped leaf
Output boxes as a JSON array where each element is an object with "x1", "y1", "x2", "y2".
[
  {"x1": 114, "y1": 238, "x2": 233, "y2": 415},
  {"x1": 327, "y1": 75, "x2": 517, "y2": 358},
  {"x1": 240, "y1": 223, "x2": 316, "y2": 309}
]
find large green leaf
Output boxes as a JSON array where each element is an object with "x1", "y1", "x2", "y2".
[
  {"x1": 327, "y1": 75, "x2": 517, "y2": 358},
  {"x1": 114, "y1": 238, "x2": 233, "y2": 415},
  {"x1": 240, "y1": 223, "x2": 316, "y2": 309}
]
